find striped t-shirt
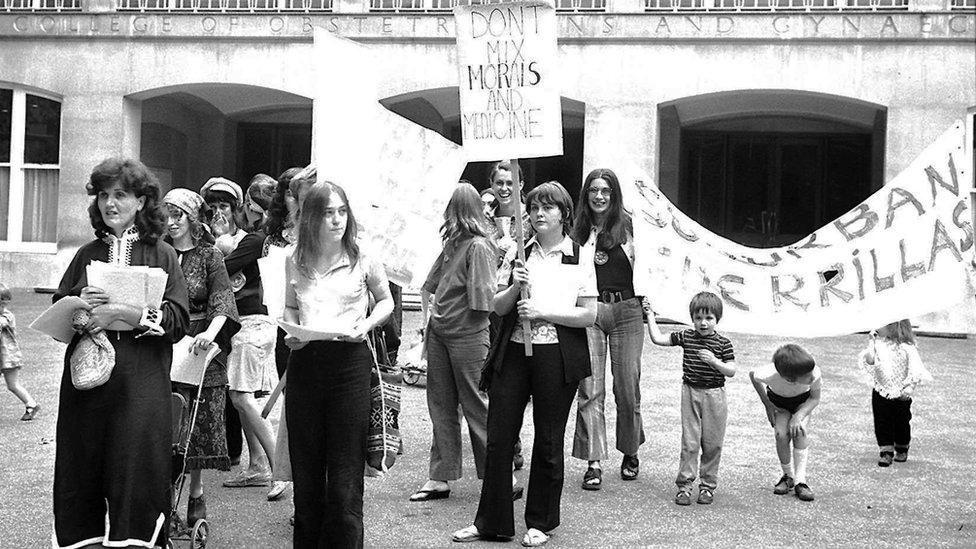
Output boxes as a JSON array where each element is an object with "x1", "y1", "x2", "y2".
[{"x1": 670, "y1": 329, "x2": 735, "y2": 388}]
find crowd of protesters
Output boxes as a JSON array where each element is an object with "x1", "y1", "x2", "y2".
[{"x1": 32, "y1": 157, "x2": 932, "y2": 549}]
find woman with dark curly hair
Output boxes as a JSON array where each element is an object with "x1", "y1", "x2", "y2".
[
  {"x1": 52, "y1": 157, "x2": 189, "y2": 548},
  {"x1": 163, "y1": 187, "x2": 241, "y2": 526}
]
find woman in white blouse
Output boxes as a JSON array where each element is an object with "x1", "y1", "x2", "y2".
[{"x1": 282, "y1": 180, "x2": 393, "y2": 549}]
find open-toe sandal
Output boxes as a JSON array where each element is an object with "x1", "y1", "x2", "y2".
[
  {"x1": 581, "y1": 466, "x2": 602, "y2": 491},
  {"x1": 621, "y1": 454, "x2": 639, "y2": 481}
]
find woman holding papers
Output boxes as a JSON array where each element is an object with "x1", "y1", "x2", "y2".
[
  {"x1": 282, "y1": 180, "x2": 393, "y2": 548},
  {"x1": 571, "y1": 168, "x2": 646, "y2": 490},
  {"x1": 453, "y1": 182, "x2": 597, "y2": 548},
  {"x1": 164, "y1": 188, "x2": 241, "y2": 526},
  {"x1": 202, "y1": 177, "x2": 278, "y2": 489},
  {"x1": 52, "y1": 157, "x2": 189, "y2": 549},
  {"x1": 409, "y1": 183, "x2": 497, "y2": 502}
]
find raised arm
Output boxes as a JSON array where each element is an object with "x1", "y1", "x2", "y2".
[{"x1": 642, "y1": 299, "x2": 675, "y2": 346}]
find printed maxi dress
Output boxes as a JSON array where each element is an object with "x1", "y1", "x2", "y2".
[
  {"x1": 52, "y1": 228, "x2": 189, "y2": 549},
  {"x1": 172, "y1": 243, "x2": 240, "y2": 472}
]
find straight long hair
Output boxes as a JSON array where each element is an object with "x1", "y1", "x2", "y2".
[
  {"x1": 572, "y1": 168, "x2": 632, "y2": 249},
  {"x1": 293, "y1": 181, "x2": 359, "y2": 278},
  {"x1": 441, "y1": 183, "x2": 492, "y2": 245},
  {"x1": 879, "y1": 319, "x2": 916, "y2": 345}
]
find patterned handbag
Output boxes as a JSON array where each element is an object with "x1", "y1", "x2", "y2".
[
  {"x1": 365, "y1": 335, "x2": 401, "y2": 474},
  {"x1": 68, "y1": 309, "x2": 117, "y2": 390}
]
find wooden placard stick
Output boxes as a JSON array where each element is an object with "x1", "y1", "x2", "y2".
[
  {"x1": 510, "y1": 158, "x2": 533, "y2": 357},
  {"x1": 261, "y1": 371, "x2": 286, "y2": 419}
]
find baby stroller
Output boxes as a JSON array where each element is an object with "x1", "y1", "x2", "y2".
[{"x1": 167, "y1": 341, "x2": 220, "y2": 549}]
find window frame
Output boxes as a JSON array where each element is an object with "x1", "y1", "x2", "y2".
[{"x1": 0, "y1": 85, "x2": 61, "y2": 253}]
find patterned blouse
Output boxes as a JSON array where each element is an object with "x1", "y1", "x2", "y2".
[
  {"x1": 858, "y1": 339, "x2": 932, "y2": 400},
  {"x1": 176, "y1": 244, "x2": 240, "y2": 387}
]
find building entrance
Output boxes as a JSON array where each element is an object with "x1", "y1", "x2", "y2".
[
  {"x1": 682, "y1": 132, "x2": 872, "y2": 247},
  {"x1": 659, "y1": 90, "x2": 887, "y2": 248}
]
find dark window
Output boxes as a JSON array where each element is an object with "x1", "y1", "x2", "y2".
[
  {"x1": 0, "y1": 89, "x2": 11, "y2": 163},
  {"x1": 24, "y1": 94, "x2": 61, "y2": 165}
]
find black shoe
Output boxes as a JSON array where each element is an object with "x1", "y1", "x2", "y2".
[
  {"x1": 187, "y1": 495, "x2": 207, "y2": 525},
  {"x1": 794, "y1": 483, "x2": 815, "y2": 501},
  {"x1": 894, "y1": 446, "x2": 909, "y2": 462},
  {"x1": 773, "y1": 475, "x2": 795, "y2": 495},
  {"x1": 878, "y1": 451, "x2": 894, "y2": 467}
]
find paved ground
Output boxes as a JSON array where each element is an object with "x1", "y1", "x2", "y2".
[{"x1": 3, "y1": 287, "x2": 975, "y2": 548}]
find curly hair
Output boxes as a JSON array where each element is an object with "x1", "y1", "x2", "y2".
[
  {"x1": 264, "y1": 167, "x2": 303, "y2": 239},
  {"x1": 86, "y1": 157, "x2": 166, "y2": 243},
  {"x1": 572, "y1": 168, "x2": 632, "y2": 250}
]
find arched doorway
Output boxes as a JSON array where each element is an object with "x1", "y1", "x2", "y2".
[
  {"x1": 658, "y1": 90, "x2": 887, "y2": 248},
  {"x1": 129, "y1": 84, "x2": 312, "y2": 191},
  {"x1": 381, "y1": 87, "x2": 586, "y2": 202}
]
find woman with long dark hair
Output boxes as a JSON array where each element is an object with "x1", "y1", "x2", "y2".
[
  {"x1": 283, "y1": 180, "x2": 393, "y2": 548},
  {"x1": 452, "y1": 181, "x2": 597, "y2": 548},
  {"x1": 53, "y1": 157, "x2": 189, "y2": 548},
  {"x1": 409, "y1": 183, "x2": 497, "y2": 502},
  {"x1": 570, "y1": 168, "x2": 646, "y2": 490}
]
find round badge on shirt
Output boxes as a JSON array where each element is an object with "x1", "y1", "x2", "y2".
[{"x1": 594, "y1": 250, "x2": 609, "y2": 266}]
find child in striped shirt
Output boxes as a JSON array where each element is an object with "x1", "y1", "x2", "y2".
[{"x1": 645, "y1": 291, "x2": 735, "y2": 506}]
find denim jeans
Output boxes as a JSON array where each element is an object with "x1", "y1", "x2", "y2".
[
  {"x1": 425, "y1": 326, "x2": 490, "y2": 481},
  {"x1": 676, "y1": 384, "x2": 727, "y2": 491},
  {"x1": 287, "y1": 341, "x2": 371, "y2": 549},
  {"x1": 573, "y1": 297, "x2": 645, "y2": 460}
]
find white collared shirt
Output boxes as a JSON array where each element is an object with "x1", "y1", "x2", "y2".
[{"x1": 497, "y1": 235, "x2": 597, "y2": 344}]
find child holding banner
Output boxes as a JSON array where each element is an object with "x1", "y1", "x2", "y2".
[
  {"x1": 749, "y1": 344, "x2": 821, "y2": 502},
  {"x1": 859, "y1": 320, "x2": 931, "y2": 467},
  {"x1": 645, "y1": 292, "x2": 735, "y2": 506}
]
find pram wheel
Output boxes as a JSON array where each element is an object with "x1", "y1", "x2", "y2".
[
  {"x1": 191, "y1": 519, "x2": 209, "y2": 548},
  {"x1": 404, "y1": 371, "x2": 420, "y2": 385}
]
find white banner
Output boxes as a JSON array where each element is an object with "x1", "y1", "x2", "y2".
[
  {"x1": 454, "y1": 1, "x2": 563, "y2": 160},
  {"x1": 312, "y1": 29, "x2": 466, "y2": 289},
  {"x1": 633, "y1": 122, "x2": 975, "y2": 337}
]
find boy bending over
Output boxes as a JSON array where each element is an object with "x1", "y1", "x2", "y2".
[{"x1": 749, "y1": 344, "x2": 821, "y2": 502}]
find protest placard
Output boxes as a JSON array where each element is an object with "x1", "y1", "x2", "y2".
[
  {"x1": 632, "y1": 122, "x2": 975, "y2": 337},
  {"x1": 454, "y1": 1, "x2": 562, "y2": 161}
]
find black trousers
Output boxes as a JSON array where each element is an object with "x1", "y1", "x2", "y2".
[
  {"x1": 872, "y1": 390, "x2": 912, "y2": 449},
  {"x1": 287, "y1": 341, "x2": 371, "y2": 549},
  {"x1": 475, "y1": 343, "x2": 577, "y2": 537}
]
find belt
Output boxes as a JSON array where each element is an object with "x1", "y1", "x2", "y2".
[{"x1": 598, "y1": 289, "x2": 636, "y2": 303}]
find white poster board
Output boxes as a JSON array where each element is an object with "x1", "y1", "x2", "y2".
[
  {"x1": 454, "y1": 1, "x2": 563, "y2": 160},
  {"x1": 312, "y1": 29, "x2": 466, "y2": 289}
]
